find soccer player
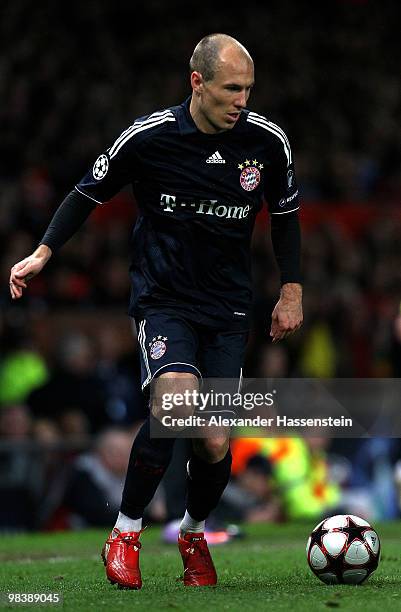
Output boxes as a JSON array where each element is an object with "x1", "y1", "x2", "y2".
[{"x1": 9, "y1": 34, "x2": 303, "y2": 588}]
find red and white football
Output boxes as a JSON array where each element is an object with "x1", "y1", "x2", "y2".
[{"x1": 306, "y1": 514, "x2": 380, "y2": 585}]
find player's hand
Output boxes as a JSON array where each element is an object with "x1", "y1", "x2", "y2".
[
  {"x1": 270, "y1": 283, "x2": 303, "y2": 342},
  {"x1": 9, "y1": 245, "x2": 52, "y2": 300}
]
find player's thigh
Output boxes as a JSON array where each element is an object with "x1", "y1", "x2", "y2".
[
  {"x1": 194, "y1": 330, "x2": 248, "y2": 447},
  {"x1": 198, "y1": 329, "x2": 248, "y2": 380},
  {"x1": 134, "y1": 311, "x2": 201, "y2": 393}
]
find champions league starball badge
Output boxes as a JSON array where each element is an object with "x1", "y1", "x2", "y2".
[
  {"x1": 238, "y1": 159, "x2": 263, "y2": 191},
  {"x1": 149, "y1": 336, "x2": 168, "y2": 360},
  {"x1": 93, "y1": 154, "x2": 109, "y2": 180}
]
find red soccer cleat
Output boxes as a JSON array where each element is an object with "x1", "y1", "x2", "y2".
[
  {"x1": 101, "y1": 528, "x2": 143, "y2": 589},
  {"x1": 178, "y1": 532, "x2": 217, "y2": 586}
]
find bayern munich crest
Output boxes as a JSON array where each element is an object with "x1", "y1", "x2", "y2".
[
  {"x1": 93, "y1": 154, "x2": 109, "y2": 180},
  {"x1": 149, "y1": 336, "x2": 168, "y2": 360},
  {"x1": 238, "y1": 159, "x2": 263, "y2": 191}
]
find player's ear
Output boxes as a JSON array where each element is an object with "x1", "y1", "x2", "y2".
[{"x1": 191, "y1": 71, "x2": 204, "y2": 95}]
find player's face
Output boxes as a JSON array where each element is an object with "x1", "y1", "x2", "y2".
[{"x1": 191, "y1": 50, "x2": 254, "y2": 134}]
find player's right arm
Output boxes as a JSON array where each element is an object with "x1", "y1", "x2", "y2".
[
  {"x1": 9, "y1": 188, "x2": 96, "y2": 299},
  {"x1": 9, "y1": 109, "x2": 174, "y2": 299},
  {"x1": 9, "y1": 122, "x2": 142, "y2": 300}
]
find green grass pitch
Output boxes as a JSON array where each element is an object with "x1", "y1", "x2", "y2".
[{"x1": 0, "y1": 522, "x2": 399, "y2": 611}]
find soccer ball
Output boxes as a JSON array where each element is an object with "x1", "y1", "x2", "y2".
[{"x1": 306, "y1": 514, "x2": 380, "y2": 585}]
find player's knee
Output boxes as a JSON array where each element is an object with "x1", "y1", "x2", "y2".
[
  {"x1": 193, "y1": 436, "x2": 230, "y2": 462},
  {"x1": 151, "y1": 371, "x2": 199, "y2": 422}
]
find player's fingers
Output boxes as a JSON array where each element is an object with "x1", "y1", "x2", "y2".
[
  {"x1": 11, "y1": 259, "x2": 29, "y2": 272},
  {"x1": 14, "y1": 264, "x2": 33, "y2": 278},
  {"x1": 270, "y1": 316, "x2": 286, "y2": 338},
  {"x1": 272, "y1": 330, "x2": 287, "y2": 343},
  {"x1": 270, "y1": 322, "x2": 279, "y2": 337},
  {"x1": 11, "y1": 263, "x2": 36, "y2": 285},
  {"x1": 283, "y1": 317, "x2": 303, "y2": 336},
  {"x1": 276, "y1": 321, "x2": 289, "y2": 334},
  {"x1": 9, "y1": 262, "x2": 29, "y2": 294},
  {"x1": 282, "y1": 318, "x2": 302, "y2": 333},
  {"x1": 10, "y1": 265, "x2": 25, "y2": 283},
  {"x1": 10, "y1": 276, "x2": 27, "y2": 289},
  {"x1": 9, "y1": 282, "x2": 22, "y2": 299},
  {"x1": 288, "y1": 321, "x2": 302, "y2": 334},
  {"x1": 10, "y1": 273, "x2": 27, "y2": 285}
]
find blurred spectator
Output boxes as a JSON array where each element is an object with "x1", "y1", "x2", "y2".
[
  {"x1": 0, "y1": 350, "x2": 48, "y2": 405},
  {"x1": 257, "y1": 344, "x2": 290, "y2": 378},
  {"x1": 299, "y1": 320, "x2": 337, "y2": 378},
  {"x1": 27, "y1": 332, "x2": 110, "y2": 432},
  {"x1": 390, "y1": 302, "x2": 401, "y2": 377},
  {"x1": 0, "y1": 404, "x2": 38, "y2": 530},
  {"x1": 338, "y1": 438, "x2": 400, "y2": 521},
  {"x1": 218, "y1": 454, "x2": 281, "y2": 524},
  {"x1": 0, "y1": 321, "x2": 48, "y2": 405},
  {"x1": 32, "y1": 417, "x2": 61, "y2": 445},
  {"x1": 230, "y1": 436, "x2": 341, "y2": 522},
  {"x1": 95, "y1": 327, "x2": 144, "y2": 425},
  {"x1": 57, "y1": 409, "x2": 90, "y2": 444},
  {"x1": 60, "y1": 427, "x2": 134, "y2": 528},
  {"x1": 0, "y1": 404, "x2": 32, "y2": 439}
]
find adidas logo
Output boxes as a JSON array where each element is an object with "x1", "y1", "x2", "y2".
[{"x1": 206, "y1": 151, "x2": 226, "y2": 164}]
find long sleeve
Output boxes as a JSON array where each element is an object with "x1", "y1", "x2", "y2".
[
  {"x1": 270, "y1": 210, "x2": 302, "y2": 285},
  {"x1": 39, "y1": 189, "x2": 96, "y2": 252}
]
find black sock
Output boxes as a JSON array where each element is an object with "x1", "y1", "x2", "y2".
[
  {"x1": 186, "y1": 448, "x2": 232, "y2": 521},
  {"x1": 120, "y1": 416, "x2": 175, "y2": 519}
]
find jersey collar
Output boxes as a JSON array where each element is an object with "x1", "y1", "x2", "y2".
[
  {"x1": 175, "y1": 97, "x2": 198, "y2": 134},
  {"x1": 176, "y1": 96, "x2": 245, "y2": 136}
]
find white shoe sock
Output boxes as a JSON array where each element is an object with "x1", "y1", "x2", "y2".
[
  {"x1": 179, "y1": 510, "x2": 205, "y2": 534},
  {"x1": 114, "y1": 512, "x2": 142, "y2": 534}
]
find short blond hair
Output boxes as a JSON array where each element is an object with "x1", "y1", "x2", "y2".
[{"x1": 189, "y1": 33, "x2": 251, "y2": 82}]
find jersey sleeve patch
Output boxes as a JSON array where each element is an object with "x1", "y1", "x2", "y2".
[{"x1": 76, "y1": 109, "x2": 176, "y2": 204}]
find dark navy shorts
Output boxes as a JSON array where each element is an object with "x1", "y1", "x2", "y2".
[{"x1": 133, "y1": 311, "x2": 247, "y2": 392}]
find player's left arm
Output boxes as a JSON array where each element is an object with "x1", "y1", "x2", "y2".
[{"x1": 264, "y1": 129, "x2": 303, "y2": 342}]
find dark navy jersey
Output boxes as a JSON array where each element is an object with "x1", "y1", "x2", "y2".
[{"x1": 76, "y1": 98, "x2": 300, "y2": 330}]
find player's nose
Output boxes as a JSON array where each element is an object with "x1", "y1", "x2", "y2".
[{"x1": 234, "y1": 91, "x2": 247, "y2": 109}]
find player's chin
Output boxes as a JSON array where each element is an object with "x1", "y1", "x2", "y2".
[{"x1": 221, "y1": 120, "x2": 236, "y2": 131}]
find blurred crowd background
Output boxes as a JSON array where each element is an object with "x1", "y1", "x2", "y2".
[{"x1": 1, "y1": 0, "x2": 401, "y2": 533}]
